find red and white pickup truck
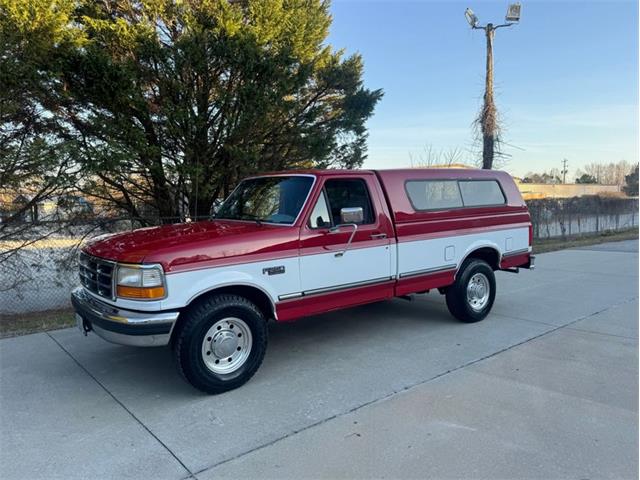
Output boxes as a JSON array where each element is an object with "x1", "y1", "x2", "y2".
[{"x1": 72, "y1": 169, "x2": 534, "y2": 393}]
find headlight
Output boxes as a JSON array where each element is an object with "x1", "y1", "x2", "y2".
[{"x1": 116, "y1": 265, "x2": 166, "y2": 300}]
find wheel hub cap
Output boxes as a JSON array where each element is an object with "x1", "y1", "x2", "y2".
[
  {"x1": 212, "y1": 331, "x2": 239, "y2": 358},
  {"x1": 201, "y1": 317, "x2": 253, "y2": 375},
  {"x1": 466, "y1": 273, "x2": 490, "y2": 312}
]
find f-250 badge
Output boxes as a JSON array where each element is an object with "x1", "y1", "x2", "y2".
[{"x1": 262, "y1": 266, "x2": 285, "y2": 276}]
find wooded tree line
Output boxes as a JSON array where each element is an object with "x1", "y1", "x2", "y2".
[
  {"x1": 522, "y1": 160, "x2": 637, "y2": 192},
  {"x1": 576, "y1": 161, "x2": 635, "y2": 186},
  {"x1": 0, "y1": 0, "x2": 382, "y2": 221}
]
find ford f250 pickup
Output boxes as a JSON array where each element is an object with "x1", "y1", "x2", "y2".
[{"x1": 71, "y1": 168, "x2": 534, "y2": 393}]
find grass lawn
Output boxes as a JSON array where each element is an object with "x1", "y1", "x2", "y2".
[
  {"x1": 0, "y1": 309, "x2": 75, "y2": 339},
  {"x1": 1, "y1": 228, "x2": 637, "y2": 339},
  {"x1": 533, "y1": 228, "x2": 638, "y2": 254}
]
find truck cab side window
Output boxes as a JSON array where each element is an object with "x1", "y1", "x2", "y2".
[
  {"x1": 324, "y1": 179, "x2": 375, "y2": 225},
  {"x1": 308, "y1": 191, "x2": 332, "y2": 228}
]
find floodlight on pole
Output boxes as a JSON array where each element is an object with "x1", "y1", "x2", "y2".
[
  {"x1": 464, "y1": 3, "x2": 522, "y2": 170},
  {"x1": 465, "y1": 8, "x2": 479, "y2": 28},
  {"x1": 505, "y1": 3, "x2": 521, "y2": 22}
]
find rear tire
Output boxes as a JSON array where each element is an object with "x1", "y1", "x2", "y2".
[
  {"x1": 446, "y1": 258, "x2": 496, "y2": 323},
  {"x1": 173, "y1": 294, "x2": 267, "y2": 394}
]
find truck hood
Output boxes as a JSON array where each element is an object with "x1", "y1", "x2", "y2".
[{"x1": 83, "y1": 220, "x2": 298, "y2": 272}]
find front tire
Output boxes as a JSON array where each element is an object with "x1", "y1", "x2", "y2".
[
  {"x1": 173, "y1": 294, "x2": 267, "y2": 394},
  {"x1": 446, "y1": 258, "x2": 496, "y2": 323}
]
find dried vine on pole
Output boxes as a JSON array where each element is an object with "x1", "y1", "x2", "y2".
[{"x1": 479, "y1": 25, "x2": 499, "y2": 170}]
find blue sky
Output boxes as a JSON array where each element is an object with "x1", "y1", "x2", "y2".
[{"x1": 327, "y1": 0, "x2": 639, "y2": 178}]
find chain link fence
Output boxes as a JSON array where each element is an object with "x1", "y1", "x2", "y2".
[
  {"x1": 527, "y1": 196, "x2": 638, "y2": 239},
  {"x1": 0, "y1": 217, "x2": 186, "y2": 315},
  {"x1": 1, "y1": 196, "x2": 637, "y2": 316}
]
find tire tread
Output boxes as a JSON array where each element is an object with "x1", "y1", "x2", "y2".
[
  {"x1": 445, "y1": 258, "x2": 496, "y2": 323},
  {"x1": 173, "y1": 293, "x2": 267, "y2": 394}
]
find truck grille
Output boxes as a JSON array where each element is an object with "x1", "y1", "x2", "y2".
[{"x1": 79, "y1": 252, "x2": 115, "y2": 299}]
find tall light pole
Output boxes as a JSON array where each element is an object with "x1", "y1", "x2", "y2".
[{"x1": 465, "y1": 3, "x2": 521, "y2": 170}]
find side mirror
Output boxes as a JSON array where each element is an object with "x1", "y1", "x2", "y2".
[
  {"x1": 210, "y1": 199, "x2": 223, "y2": 217},
  {"x1": 340, "y1": 207, "x2": 363, "y2": 225}
]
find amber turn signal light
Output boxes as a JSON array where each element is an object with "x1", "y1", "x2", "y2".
[{"x1": 116, "y1": 285, "x2": 166, "y2": 299}]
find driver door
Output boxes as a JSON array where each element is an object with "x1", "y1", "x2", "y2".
[{"x1": 298, "y1": 176, "x2": 394, "y2": 301}]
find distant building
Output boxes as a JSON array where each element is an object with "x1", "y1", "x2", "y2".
[
  {"x1": 0, "y1": 191, "x2": 94, "y2": 223},
  {"x1": 427, "y1": 163, "x2": 477, "y2": 169},
  {"x1": 514, "y1": 182, "x2": 622, "y2": 200},
  {"x1": 0, "y1": 192, "x2": 36, "y2": 222}
]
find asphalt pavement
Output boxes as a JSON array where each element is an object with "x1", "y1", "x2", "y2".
[{"x1": 1, "y1": 240, "x2": 638, "y2": 479}]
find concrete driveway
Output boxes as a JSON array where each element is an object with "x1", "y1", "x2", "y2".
[{"x1": 1, "y1": 240, "x2": 638, "y2": 479}]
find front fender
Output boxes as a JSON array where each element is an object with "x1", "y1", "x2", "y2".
[{"x1": 161, "y1": 257, "x2": 299, "y2": 310}]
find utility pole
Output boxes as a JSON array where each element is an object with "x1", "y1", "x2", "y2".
[
  {"x1": 465, "y1": 4, "x2": 521, "y2": 170},
  {"x1": 481, "y1": 24, "x2": 497, "y2": 171},
  {"x1": 561, "y1": 158, "x2": 569, "y2": 184}
]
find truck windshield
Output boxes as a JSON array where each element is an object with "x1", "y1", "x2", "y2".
[{"x1": 215, "y1": 176, "x2": 314, "y2": 225}]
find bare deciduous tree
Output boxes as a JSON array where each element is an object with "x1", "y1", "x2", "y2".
[
  {"x1": 578, "y1": 161, "x2": 633, "y2": 185},
  {"x1": 409, "y1": 145, "x2": 466, "y2": 168}
]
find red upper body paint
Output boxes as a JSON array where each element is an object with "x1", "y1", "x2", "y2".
[{"x1": 84, "y1": 169, "x2": 532, "y2": 277}]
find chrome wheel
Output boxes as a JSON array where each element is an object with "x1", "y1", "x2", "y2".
[
  {"x1": 201, "y1": 317, "x2": 253, "y2": 374},
  {"x1": 466, "y1": 272, "x2": 490, "y2": 312}
]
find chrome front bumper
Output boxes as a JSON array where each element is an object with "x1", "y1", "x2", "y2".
[{"x1": 71, "y1": 287, "x2": 179, "y2": 347}]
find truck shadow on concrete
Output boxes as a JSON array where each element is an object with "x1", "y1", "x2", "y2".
[
  {"x1": 267, "y1": 295, "x2": 454, "y2": 350},
  {"x1": 58, "y1": 294, "x2": 462, "y2": 398}
]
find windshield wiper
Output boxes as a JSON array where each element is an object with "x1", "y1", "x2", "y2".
[
  {"x1": 213, "y1": 213, "x2": 264, "y2": 225},
  {"x1": 239, "y1": 213, "x2": 263, "y2": 226}
]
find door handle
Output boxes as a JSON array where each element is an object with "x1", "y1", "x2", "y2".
[{"x1": 370, "y1": 233, "x2": 387, "y2": 239}]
